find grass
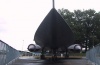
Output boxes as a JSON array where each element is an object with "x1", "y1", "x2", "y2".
[
  {"x1": 69, "y1": 53, "x2": 86, "y2": 57},
  {"x1": 34, "y1": 53, "x2": 86, "y2": 59}
]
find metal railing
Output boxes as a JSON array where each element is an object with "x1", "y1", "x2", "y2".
[
  {"x1": 86, "y1": 44, "x2": 100, "y2": 65},
  {"x1": 0, "y1": 40, "x2": 20, "y2": 65}
]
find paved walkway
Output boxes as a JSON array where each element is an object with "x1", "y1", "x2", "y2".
[{"x1": 9, "y1": 56, "x2": 93, "y2": 65}]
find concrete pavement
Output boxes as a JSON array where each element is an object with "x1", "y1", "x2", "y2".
[{"x1": 8, "y1": 56, "x2": 93, "y2": 65}]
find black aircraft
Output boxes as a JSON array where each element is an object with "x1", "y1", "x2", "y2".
[{"x1": 28, "y1": 0, "x2": 74, "y2": 59}]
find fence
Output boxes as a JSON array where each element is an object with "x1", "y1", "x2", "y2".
[
  {"x1": 0, "y1": 40, "x2": 20, "y2": 65},
  {"x1": 86, "y1": 44, "x2": 100, "y2": 65}
]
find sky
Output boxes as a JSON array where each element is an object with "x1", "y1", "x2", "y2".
[{"x1": 0, "y1": 0, "x2": 100, "y2": 51}]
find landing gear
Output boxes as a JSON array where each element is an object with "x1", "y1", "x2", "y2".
[
  {"x1": 40, "y1": 55, "x2": 45, "y2": 59},
  {"x1": 52, "y1": 49, "x2": 57, "y2": 61},
  {"x1": 65, "y1": 49, "x2": 69, "y2": 58},
  {"x1": 40, "y1": 48, "x2": 45, "y2": 59}
]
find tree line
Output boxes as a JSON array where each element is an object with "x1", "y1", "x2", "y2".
[{"x1": 58, "y1": 8, "x2": 100, "y2": 50}]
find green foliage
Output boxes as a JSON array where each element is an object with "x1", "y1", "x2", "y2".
[{"x1": 58, "y1": 8, "x2": 100, "y2": 49}]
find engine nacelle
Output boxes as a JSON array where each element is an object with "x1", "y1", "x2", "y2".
[
  {"x1": 27, "y1": 44, "x2": 41, "y2": 52},
  {"x1": 68, "y1": 44, "x2": 81, "y2": 53}
]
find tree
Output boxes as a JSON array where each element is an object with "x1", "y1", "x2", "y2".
[{"x1": 58, "y1": 8, "x2": 100, "y2": 50}]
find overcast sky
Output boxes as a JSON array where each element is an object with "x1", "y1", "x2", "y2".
[{"x1": 0, "y1": 0, "x2": 100, "y2": 51}]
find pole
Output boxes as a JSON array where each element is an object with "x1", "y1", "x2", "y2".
[
  {"x1": 52, "y1": 0, "x2": 55, "y2": 8},
  {"x1": 22, "y1": 40, "x2": 24, "y2": 51}
]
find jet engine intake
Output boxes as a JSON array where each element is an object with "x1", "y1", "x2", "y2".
[
  {"x1": 27, "y1": 44, "x2": 41, "y2": 52},
  {"x1": 68, "y1": 44, "x2": 81, "y2": 53}
]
